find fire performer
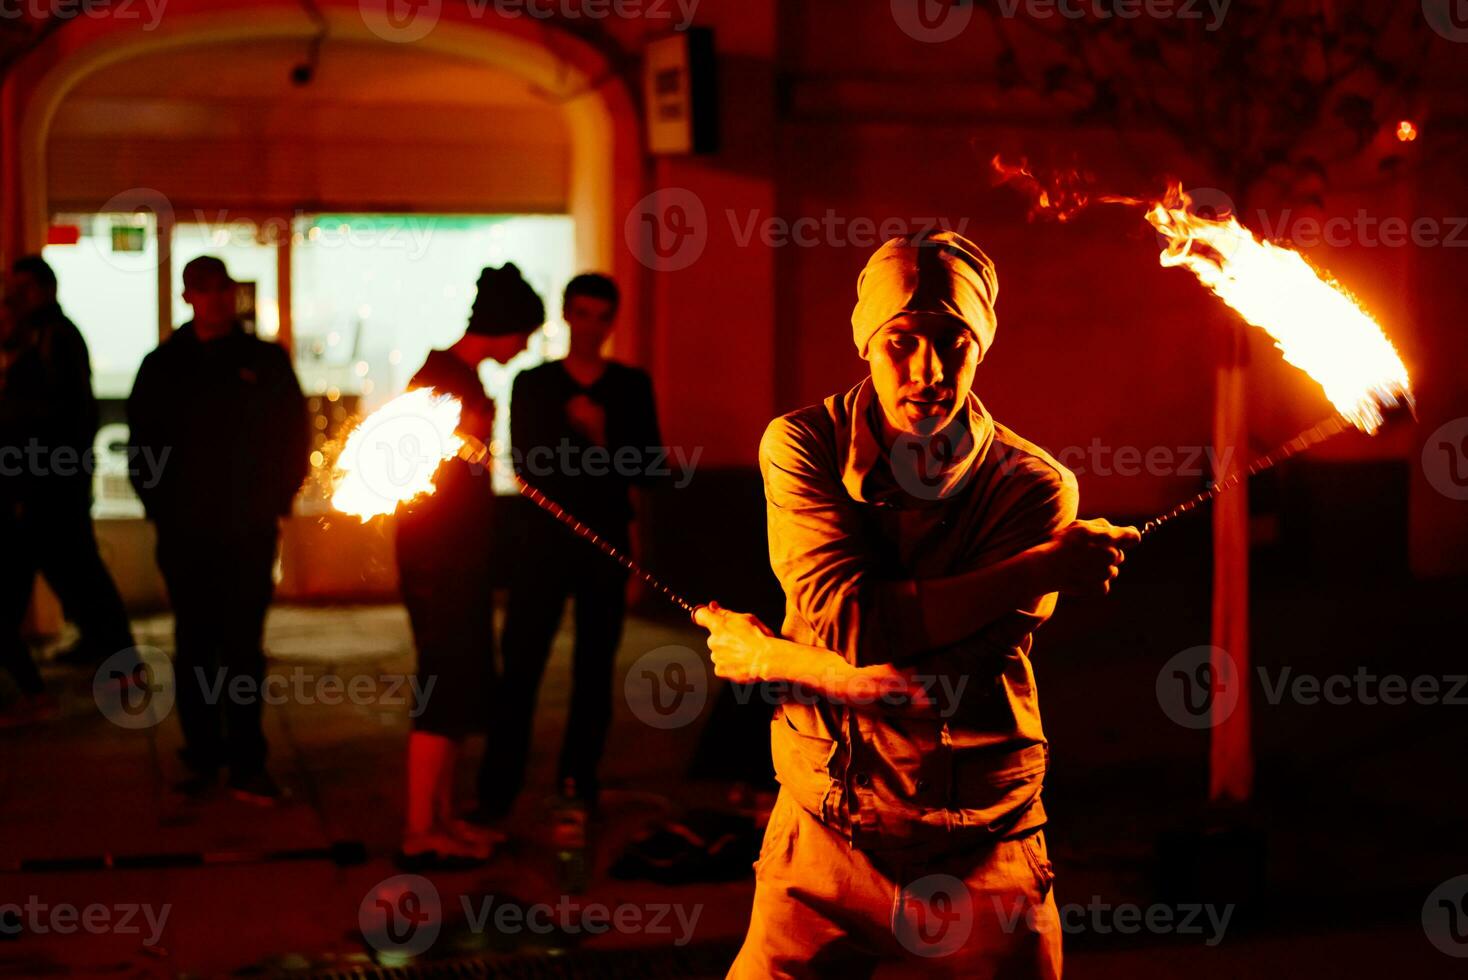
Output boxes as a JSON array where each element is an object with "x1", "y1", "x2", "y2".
[
  {"x1": 127, "y1": 256, "x2": 309, "y2": 804},
  {"x1": 393, "y1": 263, "x2": 544, "y2": 867},
  {"x1": 695, "y1": 231, "x2": 1138, "y2": 978}
]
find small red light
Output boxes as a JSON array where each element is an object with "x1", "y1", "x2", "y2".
[{"x1": 1395, "y1": 120, "x2": 1418, "y2": 142}]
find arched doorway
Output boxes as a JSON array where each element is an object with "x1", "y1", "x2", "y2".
[
  {"x1": 3, "y1": 0, "x2": 642, "y2": 338},
  {"x1": 1, "y1": 0, "x2": 645, "y2": 602}
]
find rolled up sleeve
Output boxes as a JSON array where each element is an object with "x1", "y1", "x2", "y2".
[{"x1": 759, "y1": 414, "x2": 922, "y2": 666}]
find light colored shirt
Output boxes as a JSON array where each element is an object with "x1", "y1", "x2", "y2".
[{"x1": 760, "y1": 377, "x2": 1078, "y2": 856}]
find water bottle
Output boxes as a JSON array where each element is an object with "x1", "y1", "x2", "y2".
[{"x1": 551, "y1": 778, "x2": 589, "y2": 894}]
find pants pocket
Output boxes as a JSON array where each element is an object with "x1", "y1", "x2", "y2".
[
  {"x1": 753, "y1": 791, "x2": 798, "y2": 877},
  {"x1": 1019, "y1": 830, "x2": 1056, "y2": 898}
]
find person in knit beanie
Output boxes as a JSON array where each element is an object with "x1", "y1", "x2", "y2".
[{"x1": 695, "y1": 231, "x2": 1140, "y2": 976}]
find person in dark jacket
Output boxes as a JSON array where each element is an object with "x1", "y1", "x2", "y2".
[
  {"x1": 127, "y1": 256, "x2": 309, "y2": 804},
  {"x1": 477, "y1": 273, "x2": 662, "y2": 820},
  {"x1": 0, "y1": 255, "x2": 135, "y2": 725},
  {"x1": 394, "y1": 262, "x2": 543, "y2": 868}
]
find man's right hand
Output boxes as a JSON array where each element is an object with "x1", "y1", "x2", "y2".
[{"x1": 1041, "y1": 518, "x2": 1141, "y2": 596}]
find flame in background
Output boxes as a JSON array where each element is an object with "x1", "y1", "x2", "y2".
[
  {"x1": 991, "y1": 156, "x2": 1413, "y2": 433},
  {"x1": 1145, "y1": 185, "x2": 1412, "y2": 433},
  {"x1": 330, "y1": 387, "x2": 464, "y2": 520}
]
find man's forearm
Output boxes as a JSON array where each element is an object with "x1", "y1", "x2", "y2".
[
  {"x1": 756, "y1": 634, "x2": 924, "y2": 710},
  {"x1": 874, "y1": 541, "x2": 1058, "y2": 657}
]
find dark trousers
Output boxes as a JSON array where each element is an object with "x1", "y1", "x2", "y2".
[
  {"x1": 1, "y1": 492, "x2": 135, "y2": 694},
  {"x1": 479, "y1": 526, "x2": 629, "y2": 814},
  {"x1": 156, "y1": 521, "x2": 277, "y2": 776}
]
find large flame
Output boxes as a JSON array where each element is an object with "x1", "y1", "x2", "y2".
[
  {"x1": 330, "y1": 388, "x2": 464, "y2": 520},
  {"x1": 1146, "y1": 186, "x2": 1412, "y2": 433},
  {"x1": 991, "y1": 157, "x2": 1414, "y2": 432}
]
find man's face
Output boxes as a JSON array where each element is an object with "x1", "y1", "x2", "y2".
[
  {"x1": 868, "y1": 313, "x2": 979, "y2": 438},
  {"x1": 183, "y1": 275, "x2": 237, "y2": 330},
  {"x1": 564, "y1": 294, "x2": 617, "y2": 354},
  {"x1": 4, "y1": 271, "x2": 48, "y2": 319}
]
